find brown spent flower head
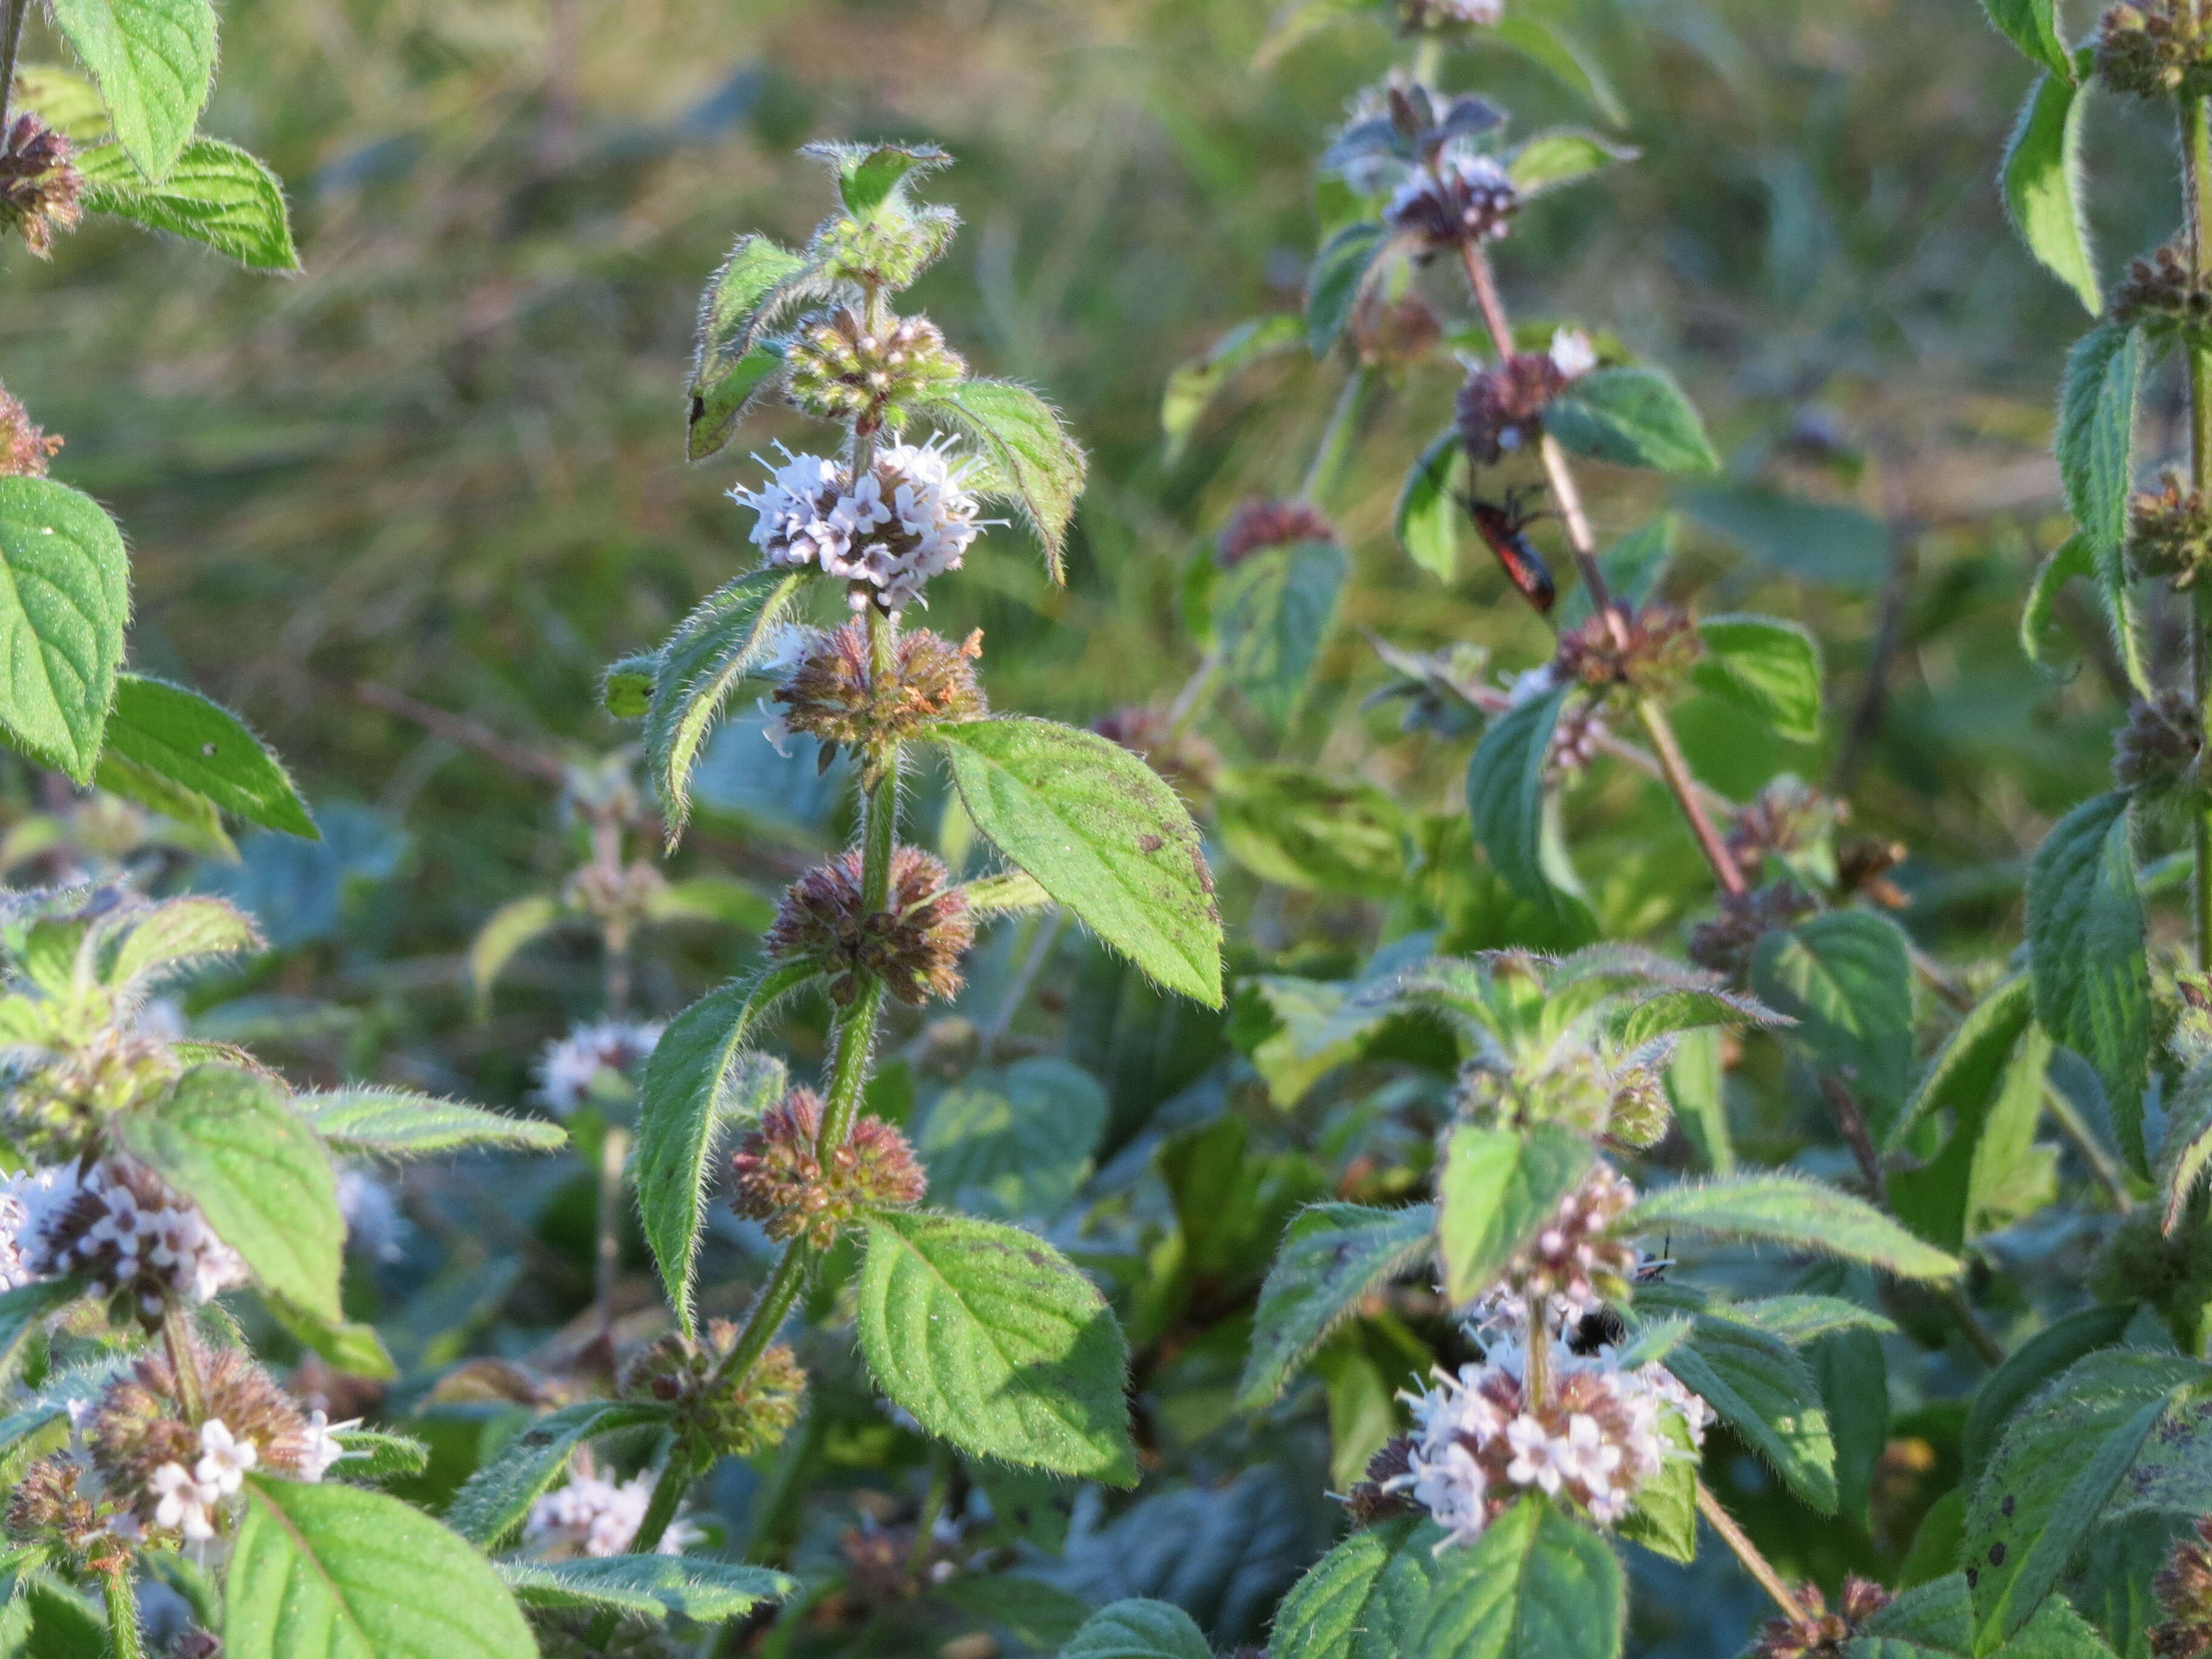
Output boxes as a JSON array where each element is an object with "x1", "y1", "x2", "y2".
[
  {"x1": 1342, "y1": 1434, "x2": 1419, "y2": 1527},
  {"x1": 1552, "y1": 605, "x2": 1703, "y2": 705},
  {"x1": 2157, "y1": 1517, "x2": 2212, "y2": 1658},
  {"x1": 1386, "y1": 153, "x2": 1518, "y2": 255},
  {"x1": 1458, "y1": 352, "x2": 1567, "y2": 465},
  {"x1": 1216, "y1": 497, "x2": 1339, "y2": 568},
  {"x1": 0, "y1": 115, "x2": 82, "y2": 260},
  {"x1": 1350, "y1": 292, "x2": 1444, "y2": 369},
  {"x1": 774, "y1": 622, "x2": 987, "y2": 774},
  {"x1": 784, "y1": 307, "x2": 967, "y2": 437},
  {"x1": 2098, "y1": 2, "x2": 2212, "y2": 98},
  {"x1": 1688, "y1": 882, "x2": 1818, "y2": 980},
  {"x1": 2117, "y1": 240, "x2": 2212, "y2": 341},
  {"x1": 0, "y1": 382, "x2": 61, "y2": 478},
  {"x1": 1750, "y1": 1578, "x2": 1894, "y2": 1659},
  {"x1": 2117, "y1": 689, "x2": 2205, "y2": 797},
  {"x1": 620, "y1": 1323, "x2": 806, "y2": 1460},
  {"x1": 5, "y1": 1454, "x2": 115, "y2": 1567},
  {"x1": 729, "y1": 1087, "x2": 928, "y2": 1248},
  {"x1": 766, "y1": 845, "x2": 974, "y2": 1005},
  {"x1": 1836, "y1": 836, "x2": 1911, "y2": 908},
  {"x1": 1093, "y1": 705, "x2": 1223, "y2": 801},
  {"x1": 2129, "y1": 472, "x2": 2212, "y2": 589}
]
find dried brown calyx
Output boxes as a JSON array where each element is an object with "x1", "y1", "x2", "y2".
[
  {"x1": 729, "y1": 1087, "x2": 927, "y2": 1248},
  {"x1": 765, "y1": 845, "x2": 974, "y2": 1005}
]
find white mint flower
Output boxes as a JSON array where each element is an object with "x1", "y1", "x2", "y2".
[
  {"x1": 194, "y1": 1418, "x2": 257, "y2": 1496},
  {"x1": 5, "y1": 1159, "x2": 247, "y2": 1312},
  {"x1": 297, "y1": 1409, "x2": 360, "y2": 1483},
  {"x1": 1549, "y1": 327, "x2": 1598, "y2": 381},
  {"x1": 150, "y1": 1460, "x2": 219, "y2": 1542},
  {"x1": 525, "y1": 1466, "x2": 704, "y2": 1559},
  {"x1": 537, "y1": 1019, "x2": 665, "y2": 1114}
]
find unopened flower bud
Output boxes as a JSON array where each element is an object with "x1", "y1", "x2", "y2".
[
  {"x1": 2128, "y1": 472, "x2": 2212, "y2": 589},
  {"x1": 620, "y1": 1324, "x2": 806, "y2": 1460},
  {"x1": 810, "y1": 210, "x2": 959, "y2": 292},
  {"x1": 729, "y1": 1088, "x2": 928, "y2": 1248},
  {"x1": 1457, "y1": 352, "x2": 1567, "y2": 464},
  {"x1": 1386, "y1": 154, "x2": 1518, "y2": 255},
  {"x1": 1455, "y1": 1047, "x2": 1614, "y2": 1137},
  {"x1": 0, "y1": 115, "x2": 81, "y2": 260},
  {"x1": 773, "y1": 622, "x2": 987, "y2": 781},
  {"x1": 2097, "y1": 2, "x2": 2212, "y2": 98},
  {"x1": 766, "y1": 846, "x2": 974, "y2": 1005},
  {"x1": 1216, "y1": 498, "x2": 1339, "y2": 568},
  {"x1": 785, "y1": 307, "x2": 967, "y2": 436},
  {"x1": 0, "y1": 383, "x2": 61, "y2": 478},
  {"x1": 2116, "y1": 689, "x2": 2204, "y2": 797},
  {"x1": 2116, "y1": 240, "x2": 2212, "y2": 343},
  {"x1": 1481, "y1": 1161, "x2": 1640, "y2": 1316}
]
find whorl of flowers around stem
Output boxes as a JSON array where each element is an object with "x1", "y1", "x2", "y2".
[
  {"x1": 2116, "y1": 689, "x2": 2205, "y2": 799},
  {"x1": 1, "y1": 1158, "x2": 247, "y2": 1323},
  {"x1": 765, "y1": 846, "x2": 974, "y2": 1007},
  {"x1": 1453, "y1": 1044, "x2": 1671, "y2": 1147},
  {"x1": 536, "y1": 1019, "x2": 664, "y2": 1116},
  {"x1": 1216, "y1": 497, "x2": 1339, "y2": 568},
  {"x1": 82, "y1": 1332, "x2": 348, "y2": 1543},
  {"x1": 2117, "y1": 240, "x2": 2212, "y2": 344},
  {"x1": 1749, "y1": 1578, "x2": 1895, "y2": 1659},
  {"x1": 0, "y1": 115, "x2": 82, "y2": 260},
  {"x1": 1093, "y1": 706, "x2": 1224, "y2": 802},
  {"x1": 1386, "y1": 153, "x2": 1519, "y2": 256},
  {"x1": 729, "y1": 1087, "x2": 928, "y2": 1249},
  {"x1": 1380, "y1": 1322, "x2": 1708, "y2": 1544},
  {"x1": 770, "y1": 621, "x2": 987, "y2": 784},
  {"x1": 2128, "y1": 472, "x2": 2212, "y2": 589},
  {"x1": 1350, "y1": 291, "x2": 1444, "y2": 369},
  {"x1": 808, "y1": 205, "x2": 959, "y2": 293},
  {"x1": 732, "y1": 438, "x2": 986, "y2": 614},
  {"x1": 1398, "y1": 0, "x2": 1506, "y2": 30},
  {"x1": 0, "y1": 1026, "x2": 182, "y2": 1161},
  {"x1": 1456, "y1": 330, "x2": 1598, "y2": 464},
  {"x1": 1552, "y1": 603, "x2": 1704, "y2": 707},
  {"x1": 1688, "y1": 882, "x2": 1818, "y2": 980},
  {"x1": 2154, "y1": 1517, "x2": 2212, "y2": 1659},
  {"x1": 619, "y1": 1322, "x2": 807, "y2": 1461},
  {"x1": 784, "y1": 307, "x2": 967, "y2": 437},
  {"x1": 561, "y1": 857, "x2": 667, "y2": 935},
  {"x1": 525, "y1": 1455, "x2": 705, "y2": 1560},
  {"x1": 1466, "y1": 1162, "x2": 1640, "y2": 1320},
  {"x1": 2097, "y1": 2, "x2": 2212, "y2": 98},
  {"x1": 0, "y1": 381, "x2": 61, "y2": 478},
  {"x1": 5, "y1": 1454, "x2": 125, "y2": 1573}
]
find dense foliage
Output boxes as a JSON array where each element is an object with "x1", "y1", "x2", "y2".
[{"x1": 1, "y1": 0, "x2": 2211, "y2": 1656}]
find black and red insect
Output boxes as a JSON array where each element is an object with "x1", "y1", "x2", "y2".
[{"x1": 1466, "y1": 487, "x2": 1557, "y2": 614}]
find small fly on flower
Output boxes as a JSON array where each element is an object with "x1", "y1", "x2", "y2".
[{"x1": 1466, "y1": 486, "x2": 1556, "y2": 613}]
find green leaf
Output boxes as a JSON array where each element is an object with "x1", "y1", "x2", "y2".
[
  {"x1": 1963, "y1": 1350, "x2": 2203, "y2": 1651},
  {"x1": 498, "y1": 1557, "x2": 795, "y2": 1621},
  {"x1": 1307, "y1": 223, "x2": 1387, "y2": 357},
  {"x1": 636, "y1": 966, "x2": 809, "y2": 1332},
  {"x1": 826, "y1": 141, "x2": 950, "y2": 220},
  {"x1": 1506, "y1": 129, "x2": 1639, "y2": 196},
  {"x1": 646, "y1": 567, "x2": 807, "y2": 842},
  {"x1": 1216, "y1": 540, "x2": 1347, "y2": 728},
  {"x1": 2020, "y1": 535, "x2": 2094, "y2": 680},
  {"x1": 2057, "y1": 326, "x2": 2140, "y2": 562},
  {"x1": 1436, "y1": 1124, "x2": 1592, "y2": 1304},
  {"x1": 2025, "y1": 791, "x2": 2150, "y2": 1173},
  {"x1": 856, "y1": 1210, "x2": 1138, "y2": 1484},
  {"x1": 0, "y1": 1281, "x2": 81, "y2": 1392},
  {"x1": 601, "y1": 654, "x2": 654, "y2": 720},
  {"x1": 1616, "y1": 1410, "x2": 1698, "y2": 1563},
  {"x1": 1215, "y1": 765, "x2": 1406, "y2": 899},
  {"x1": 918, "y1": 1056, "x2": 1108, "y2": 1221},
  {"x1": 1162, "y1": 314, "x2": 1304, "y2": 462},
  {"x1": 2001, "y1": 75, "x2": 2097, "y2": 315},
  {"x1": 290, "y1": 1087, "x2": 567, "y2": 1157},
  {"x1": 1750, "y1": 911, "x2": 1915, "y2": 1138},
  {"x1": 919, "y1": 379, "x2": 1088, "y2": 579},
  {"x1": 1960, "y1": 1303, "x2": 2137, "y2": 1481},
  {"x1": 263, "y1": 1296, "x2": 397, "y2": 1382},
  {"x1": 1239, "y1": 1202, "x2": 1437, "y2": 1409},
  {"x1": 119, "y1": 1063, "x2": 343, "y2": 1321},
  {"x1": 0, "y1": 477, "x2": 130, "y2": 785},
  {"x1": 48, "y1": 0, "x2": 216, "y2": 181},
  {"x1": 1890, "y1": 994, "x2": 2053, "y2": 1252},
  {"x1": 1062, "y1": 1600, "x2": 1213, "y2": 1659},
  {"x1": 105, "y1": 674, "x2": 315, "y2": 837},
  {"x1": 104, "y1": 894, "x2": 260, "y2": 990},
  {"x1": 1975, "y1": 0, "x2": 2075, "y2": 81},
  {"x1": 95, "y1": 746, "x2": 232, "y2": 854},
  {"x1": 1857, "y1": 1573, "x2": 1971, "y2": 1651},
  {"x1": 937, "y1": 717, "x2": 1222, "y2": 1007},
  {"x1": 686, "y1": 343, "x2": 784, "y2": 464},
  {"x1": 225, "y1": 1476, "x2": 536, "y2": 1659},
  {"x1": 1272, "y1": 1517, "x2": 1442, "y2": 1659},
  {"x1": 934, "y1": 1574, "x2": 1094, "y2": 1651},
  {"x1": 441, "y1": 1399, "x2": 672, "y2": 1549},
  {"x1": 1691, "y1": 614, "x2": 1824, "y2": 745},
  {"x1": 8, "y1": 63, "x2": 112, "y2": 141},
  {"x1": 466, "y1": 893, "x2": 566, "y2": 1017},
  {"x1": 687, "y1": 232, "x2": 812, "y2": 461},
  {"x1": 1396, "y1": 429, "x2": 1466, "y2": 583},
  {"x1": 1557, "y1": 515, "x2": 1675, "y2": 630},
  {"x1": 1670, "y1": 1316, "x2": 1839, "y2": 1512},
  {"x1": 331, "y1": 1429, "x2": 430, "y2": 1481},
  {"x1": 1669, "y1": 1026, "x2": 1734, "y2": 1175},
  {"x1": 1616, "y1": 1176, "x2": 1960, "y2": 1281},
  {"x1": 1816, "y1": 1325, "x2": 1889, "y2": 1528},
  {"x1": 1491, "y1": 17, "x2": 1629, "y2": 126},
  {"x1": 1721, "y1": 1294, "x2": 1897, "y2": 1344},
  {"x1": 76, "y1": 138, "x2": 297, "y2": 270},
  {"x1": 1674, "y1": 480, "x2": 1888, "y2": 588},
  {"x1": 2162, "y1": 1064, "x2": 2212, "y2": 1231},
  {"x1": 1894, "y1": 976, "x2": 2036, "y2": 1151},
  {"x1": 1412, "y1": 1496, "x2": 1626, "y2": 1659},
  {"x1": 1544, "y1": 367, "x2": 1717, "y2": 473},
  {"x1": 1466, "y1": 683, "x2": 1587, "y2": 930}
]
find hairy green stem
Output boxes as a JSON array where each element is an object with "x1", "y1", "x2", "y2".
[
  {"x1": 161, "y1": 1307, "x2": 205, "y2": 1423},
  {"x1": 1636, "y1": 701, "x2": 1749, "y2": 899},
  {"x1": 103, "y1": 1568, "x2": 144, "y2": 1659},
  {"x1": 1695, "y1": 1480, "x2": 1807, "y2": 1623},
  {"x1": 1299, "y1": 366, "x2": 1372, "y2": 506},
  {"x1": 2184, "y1": 92, "x2": 2212, "y2": 970},
  {"x1": 2043, "y1": 1080, "x2": 2134, "y2": 1211},
  {"x1": 0, "y1": 0, "x2": 27, "y2": 138},
  {"x1": 593, "y1": 1123, "x2": 628, "y2": 1339}
]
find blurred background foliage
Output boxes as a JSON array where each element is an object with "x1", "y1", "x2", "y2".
[{"x1": 0, "y1": 0, "x2": 2189, "y2": 1652}]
